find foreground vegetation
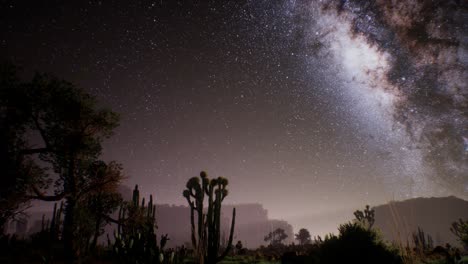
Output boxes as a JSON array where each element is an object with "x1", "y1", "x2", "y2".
[
  {"x1": 1, "y1": 63, "x2": 467, "y2": 263},
  {"x1": 1, "y1": 218, "x2": 467, "y2": 264}
]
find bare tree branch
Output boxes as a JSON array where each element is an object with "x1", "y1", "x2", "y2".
[
  {"x1": 19, "y1": 147, "x2": 48, "y2": 155},
  {"x1": 28, "y1": 185, "x2": 66, "y2": 201}
]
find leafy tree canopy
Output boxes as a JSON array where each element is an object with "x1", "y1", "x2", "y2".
[
  {"x1": 0, "y1": 62, "x2": 122, "y2": 259},
  {"x1": 295, "y1": 228, "x2": 311, "y2": 245}
]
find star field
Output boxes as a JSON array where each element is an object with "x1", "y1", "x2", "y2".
[{"x1": 1, "y1": 0, "x2": 466, "y2": 235}]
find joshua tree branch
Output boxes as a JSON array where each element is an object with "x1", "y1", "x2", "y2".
[{"x1": 218, "y1": 207, "x2": 236, "y2": 262}]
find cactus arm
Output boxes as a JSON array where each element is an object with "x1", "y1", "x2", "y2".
[
  {"x1": 217, "y1": 207, "x2": 236, "y2": 263},
  {"x1": 152, "y1": 205, "x2": 156, "y2": 227},
  {"x1": 196, "y1": 192, "x2": 204, "y2": 257},
  {"x1": 132, "y1": 185, "x2": 139, "y2": 207},
  {"x1": 147, "y1": 195, "x2": 153, "y2": 218},
  {"x1": 190, "y1": 202, "x2": 197, "y2": 248},
  {"x1": 207, "y1": 182, "x2": 214, "y2": 259},
  {"x1": 184, "y1": 190, "x2": 198, "y2": 249},
  {"x1": 49, "y1": 203, "x2": 57, "y2": 239},
  {"x1": 50, "y1": 203, "x2": 57, "y2": 232},
  {"x1": 213, "y1": 185, "x2": 222, "y2": 259}
]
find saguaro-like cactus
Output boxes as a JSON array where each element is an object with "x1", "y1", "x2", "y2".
[
  {"x1": 183, "y1": 171, "x2": 236, "y2": 264},
  {"x1": 43, "y1": 201, "x2": 64, "y2": 241},
  {"x1": 113, "y1": 185, "x2": 163, "y2": 264}
]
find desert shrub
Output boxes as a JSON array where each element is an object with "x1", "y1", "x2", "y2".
[
  {"x1": 317, "y1": 222, "x2": 402, "y2": 264},
  {"x1": 451, "y1": 219, "x2": 468, "y2": 250}
]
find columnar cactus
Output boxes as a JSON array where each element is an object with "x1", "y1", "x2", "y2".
[
  {"x1": 183, "y1": 171, "x2": 236, "y2": 264},
  {"x1": 113, "y1": 185, "x2": 164, "y2": 264},
  {"x1": 45, "y1": 201, "x2": 63, "y2": 240}
]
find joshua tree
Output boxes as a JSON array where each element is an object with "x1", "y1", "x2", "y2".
[
  {"x1": 182, "y1": 171, "x2": 236, "y2": 264},
  {"x1": 264, "y1": 228, "x2": 288, "y2": 246},
  {"x1": 354, "y1": 205, "x2": 375, "y2": 230},
  {"x1": 295, "y1": 228, "x2": 312, "y2": 245}
]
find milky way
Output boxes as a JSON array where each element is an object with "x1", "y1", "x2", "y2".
[
  {"x1": 292, "y1": 0, "x2": 468, "y2": 197},
  {"x1": 1, "y1": 0, "x2": 466, "y2": 236}
]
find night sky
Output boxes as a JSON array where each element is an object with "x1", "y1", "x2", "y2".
[{"x1": 1, "y1": 0, "x2": 467, "y2": 235}]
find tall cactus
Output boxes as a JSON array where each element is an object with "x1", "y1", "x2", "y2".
[
  {"x1": 183, "y1": 171, "x2": 236, "y2": 264},
  {"x1": 44, "y1": 201, "x2": 64, "y2": 241},
  {"x1": 113, "y1": 185, "x2": 164, "y2": 264}
]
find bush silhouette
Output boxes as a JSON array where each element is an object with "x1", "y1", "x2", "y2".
[
  {"x1": 318, "y1": 222, "x2": 401, "y2": 264},
  {"x1": 451, "y1": 218, "x2": 468, "y2": 249},
  {"x1": 265, "y1": 228, "x2": 288, "y2": 246}
]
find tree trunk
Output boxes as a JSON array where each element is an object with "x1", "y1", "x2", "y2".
[
  {"x1": 90, "y1": 214, "x2": 101, "y2": 251},
  {"x1": 63, "y1": 154, "x2": 78, "y2": 263},
  {"x1": 63, "y1": 197, "x2": 76, "y2": 263}
]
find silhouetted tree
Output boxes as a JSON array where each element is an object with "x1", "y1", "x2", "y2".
[
  {"x1": 82, "y1": 161, "x2": 123, "y2": 251},
  {"x1": 354, "y1": 205, "x2": 375, "y2": 230},
  {"x1": 264, "y1": 228, "x2": 288, "y2": 246},
  {"x1": 295, "y1": 228, "x2": 311, "y2": 245},
  {"x1": 0, "y1": 63, "x2": 121, "y2": 261},
  {"x1": 0, "y1": 62, "x2": 47, "y2": 233},
  {"x1": 318, "y1": 222, "x2": 401, "y2": 264},
  {"x1": 182, "y1": 171, "x2": 236, "y2": 264},
  {"x1": 235, "y1": 240, "x2": 244, "y2": 255}
]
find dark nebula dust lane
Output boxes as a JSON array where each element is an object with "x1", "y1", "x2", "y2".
[
  {"x1": 0, "y1": 0, "x2": 466, "y2": 235},
  {"x1": 297, "y1": 0, "x2": 468, "y2": 198}
]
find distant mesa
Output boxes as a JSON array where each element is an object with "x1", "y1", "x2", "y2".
[
  {"x1": 18, "y1": 203, "x2": 293, "y2": 249},
  {"x1": 13, "y1": 186, "x2": 293, "y2": 249},
  {"x1": 286, "y1": 196, "x2": 468, "y2": 248},
  {"x1": 11, "y1": 191, "x2": 466, "y2": 249},
  {"x1": 117, "y1": 185, "x2": 294, "y2": 248},
  {"x1": 373, "y1": 196, "x2": 468, "y2": 247},
  {"x1": 155, "y1": 203, "x2": 293, "y2": 248}
]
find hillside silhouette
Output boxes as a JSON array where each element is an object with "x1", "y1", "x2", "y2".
[{"x1": 373, "y1": 196, "x2": 468, "y2": 247}]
